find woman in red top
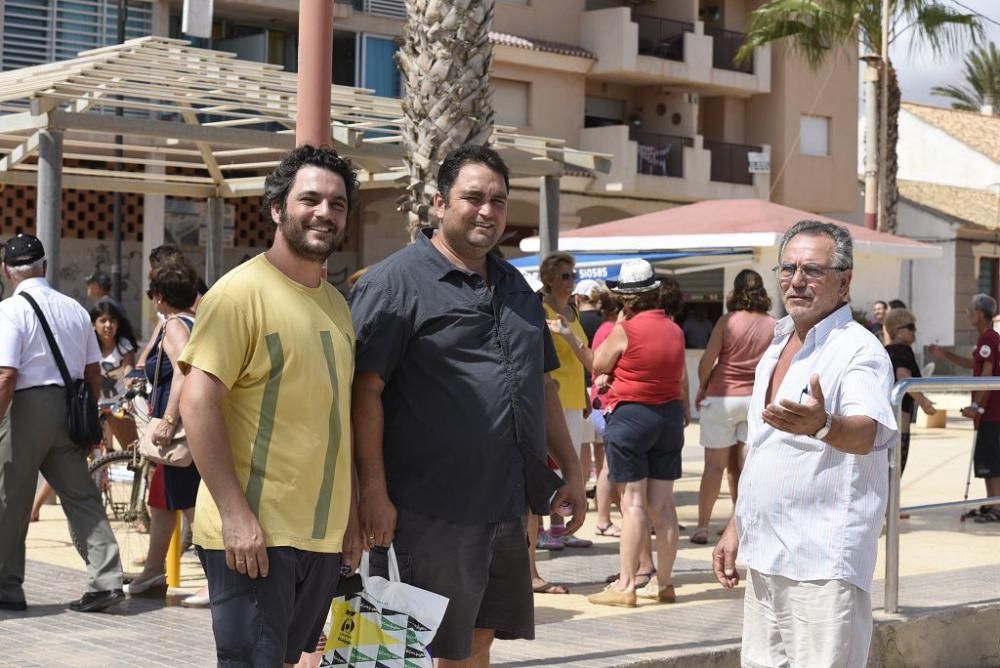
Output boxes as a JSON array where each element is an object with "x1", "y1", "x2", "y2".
[{"x1": 587, "y1": 260, "x2": 688, "y2": 608}]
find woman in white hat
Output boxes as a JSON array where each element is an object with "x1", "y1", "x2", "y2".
[{"x1": 588, "y1": 259, "x2": 687, "y2": 607}]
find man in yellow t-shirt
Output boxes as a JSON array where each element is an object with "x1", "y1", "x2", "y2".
[{"x1": 179, "y1": 146, "x2": 361, "y2": 667}]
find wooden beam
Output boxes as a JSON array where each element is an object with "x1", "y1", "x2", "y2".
[
  {"x1": 0, "y1": 111, "x2": 46, "y2": 135},
  {"x1": 0, "y1": 132, "x2": 40, "y2": 172},
  {"x1": 0, "y1": 168, "x2": 216, "y2": 197}
]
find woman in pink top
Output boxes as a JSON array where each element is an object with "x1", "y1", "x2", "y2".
[
  {"x1": 587, "y1": 260, "x2": 689, "y2": 608},
  {"x1": 692, "y1": 269, "x2": 775, "y2": 544}
]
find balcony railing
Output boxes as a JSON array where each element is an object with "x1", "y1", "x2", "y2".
[
  {"x1": 630, "y1": 129, "x2": 693, "y2": 178},
  {"x1": 704, "y1": 26, "x2": 753, "y2": 74},
  {"x1": 705, "y1": 140, "x2": 761, "y2": 185},
  {"x1": 634, "y1": 14, "x2": 694, "y2": 62},
  {"x1": 350, "y1": 0, "x2": 407, "y2": 19}
]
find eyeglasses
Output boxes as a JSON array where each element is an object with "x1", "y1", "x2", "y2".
[
  {"x1": 772, "y1": 263, "x2": 847, "y2": 281},
  {"x1": 560, "y1": 272, "x2": 577, "y2": 281},
  {"x1": 897, "y1": 323, "x2": 917, "y2": 332}
]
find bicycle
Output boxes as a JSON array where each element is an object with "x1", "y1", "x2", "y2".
[{"x1": 88, "y1": 387, "x2": 153, "y2": 569}]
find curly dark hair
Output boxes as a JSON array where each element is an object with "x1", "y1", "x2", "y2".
[
  {"x1": 261, "y1": 145, "x2": 359, "y2": 225},
  {"x1": 148, "y1": 259, "x2": 199, "y2": 310},
  {"x1": 659, "y1": 276, "x2": 684, "y2": 317},
  {"x1": 726, "y1": 269, "x2": 772, "y2": 313}
]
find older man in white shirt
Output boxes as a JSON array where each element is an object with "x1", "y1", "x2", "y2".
[
  {"x1": 714, "y1": 220, "x2": 898, "y2": 668},
  {"x1": 0, "y1": 234, "x2": 123, "y2": 613}
]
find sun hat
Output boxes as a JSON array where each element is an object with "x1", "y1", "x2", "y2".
[
  {"x1": 611, "y1": 259, "x2": 660, "y2": 294},
  {"x1": 572, "y1": 278, "x2": 602, "y2": 298}
]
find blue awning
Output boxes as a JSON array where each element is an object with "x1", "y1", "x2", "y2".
[{"x1": 508, "y1": 250, "x2": 747, "y2": 281}]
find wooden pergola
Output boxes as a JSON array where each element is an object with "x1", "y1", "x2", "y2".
[{"x1": 0, "y1": 36, "x2": 610, "y2": 282}]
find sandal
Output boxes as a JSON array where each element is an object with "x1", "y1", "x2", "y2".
[
  {"x1": 595, "y1": 523, "x2": 621, "y2": 537},
  {"x1": 961, "y1": 505, "x2": 992, "y2": 522},
  {"x1": 974, "y1": 509, "x2": 1000, "y2": 523},
  {"x1": 533, "y1": 581, "x2": 570, "y2": 594},
  {"x1": 690, "y1": 527, "x2": 709, "y2": 545},
  {"x1": 605, "y1": 570, "x2": 655, "y2": 587}
]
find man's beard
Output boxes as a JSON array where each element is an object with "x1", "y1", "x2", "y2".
[{"x1": 279, "y1": 209, "x2": 344, "y2": 262}]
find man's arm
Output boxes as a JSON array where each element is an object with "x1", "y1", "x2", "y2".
[
  {"x1": 543, "y1": 375, "x2": 587, "y2": 534},
  {"x1": 180, "y1": 367, "x2": 269, "y2": 579},
  {"x1": 928, "y1": 344, "x2": 973, "y2": 369},
  {"x1": 0, "y1": 366, "x2": 17, "y2": 419},
  {"x1": 352, "y1": 370, "x2": 396, "y2": 550}
]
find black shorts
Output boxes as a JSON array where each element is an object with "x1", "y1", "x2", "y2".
[
  {"x1": 198, "y1": 547, "x2": 341, "y2": 666},
  {"x1": 975, "y1": 420, "x2": 1000, "y2": 478},
  {"x1": 604, "y1": 400, "x2": 685, "y2": 483},
  {"x1": 369, "y1": 506, "x2": 533, "y2": 661}
]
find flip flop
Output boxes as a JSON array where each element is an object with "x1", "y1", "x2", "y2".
[
  {"x1": 595, "y1": 523, "x2": 622, "y2": 537},
  {"x1": 533, "y1": 581, "x2": 570, "y2": 594},
  {"x1": 605, "y1": 570, "x2": 655, "y2": 587}
]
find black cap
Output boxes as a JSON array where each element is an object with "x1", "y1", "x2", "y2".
[
  {"x1": 85, "y1": 271, "x2": 112, "y2": 292},
  {"x1": 2, "y1": 234, "x2": 45, "y2": 267}
]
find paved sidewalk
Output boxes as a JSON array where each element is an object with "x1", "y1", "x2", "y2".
[{"x1": 3, "y1": 418, "x2": 999, "y2": 667}]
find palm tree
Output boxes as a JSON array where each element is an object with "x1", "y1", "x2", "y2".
[
  {"x1": 396, "y1": 0, "x2": 496, "y2": 238},
  {"x1": 736, "y1": 1, "x2": 982, "y2": 234},
  {"x1": 931, "y1": 41, "x2": 1000, "y2": 111}
]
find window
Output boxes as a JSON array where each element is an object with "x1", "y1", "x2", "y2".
[
  {"x1": 979, "y1": 257, "x2": 999, "y2": 300},
  {"x1": 799, "y1": 115, "x2": 830, "y2": 157},
  {"x1": 584, "y1": 96, "x2": 625, "y2": 128},
  {"x1": 2, "y1": 0, "x2": 152, "y2": 71},
  {"x1": 493, "y1": 78, "x2": 529, "y2": 127},
  {"x1": 362, "y1": 34, "x2": 401, "y2": 98}
]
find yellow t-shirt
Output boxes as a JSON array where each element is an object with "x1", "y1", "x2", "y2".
[
  {"x1": 179, "y1": 254, "x2": 355, "y2": 553},
  {"x1": 543, "y1": 302, "x2": 587, "y2": 410}
]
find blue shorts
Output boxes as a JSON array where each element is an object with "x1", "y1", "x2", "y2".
[{"x1": 604, "y1": 400, "x2": 685, "y2": 483}]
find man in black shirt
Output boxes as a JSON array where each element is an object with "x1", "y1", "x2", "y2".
[{"x1": 351, "y1": 145, "x2": 586, "y2": 666}]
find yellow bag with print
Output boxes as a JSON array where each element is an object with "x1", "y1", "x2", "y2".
[{"x1": 321, "y1": 547, "x2": 449, "y2": 668}]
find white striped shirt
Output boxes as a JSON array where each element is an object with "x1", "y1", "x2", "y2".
[{"x1": 735, "y1": 304, "x2": 898, "y2": 592}]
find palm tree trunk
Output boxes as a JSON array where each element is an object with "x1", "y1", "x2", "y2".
[
  {"x1": 875, "y1": 61, "x2": 900, "y2": 235},
  {"x1": 397, "y1": 0, "x2": 496, "y2": 239}
]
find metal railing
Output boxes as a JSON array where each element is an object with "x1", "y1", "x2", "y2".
[
  {"x1": 885, "y1": 375, "x2": 1000, "y2": 613},
  {"x1": 629, "y1": 129, "x2": 693, "y2": 177},
  {"x1": 705, "y1": 26, "x2": 753, "y2": 74},
  {"x1": 634, "y1": 14, "x2": 693, "y2": 62},
  {"x1": 704, "y1": 140, "x2": 761, "y2": 185},
  {"x1": 351, "y1": 0, "x2": 407, "y2": 19}
]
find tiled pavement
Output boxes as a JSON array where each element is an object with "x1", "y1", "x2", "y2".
[{"x1": 4, "y1": 552, "x2": 1000, "y2": 667}]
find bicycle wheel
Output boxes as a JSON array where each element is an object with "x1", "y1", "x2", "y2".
[{"x1": 89, "y1": 450, "x2": 150, "y2": 571}]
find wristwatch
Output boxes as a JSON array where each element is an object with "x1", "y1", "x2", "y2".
[
  {"x1": 970, "y1": 402, "x2": 985, "y2": 415},
  {"x1": 813, "y1": 411, "x2": 833, "y2": 440}
]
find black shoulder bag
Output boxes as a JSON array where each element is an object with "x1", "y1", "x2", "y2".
[{"x1": 20, "y1": 292, "x2": 103, "y2": 447}]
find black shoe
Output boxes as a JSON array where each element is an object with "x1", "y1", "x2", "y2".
[
  {"x1": 0, "y1": 600, "x2": 27, "y2": 611},
  {"x1": 68, "y1": 589, "x2": 124, "y2": 613}
]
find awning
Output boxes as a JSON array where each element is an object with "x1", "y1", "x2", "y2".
[{"x1": 508, "y1": 249, "x2": 751, "y2": 281}]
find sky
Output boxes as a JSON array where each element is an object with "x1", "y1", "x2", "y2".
[{"x1": 892, "y1": 0, "x2": 1000, "y2": 106}]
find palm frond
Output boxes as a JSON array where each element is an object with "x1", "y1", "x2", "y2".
[{"x1": 736, "y1": 0, "x2": 857, "y2": 67}]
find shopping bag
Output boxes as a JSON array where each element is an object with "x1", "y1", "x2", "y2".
[{"x1": 321, "y1": 546, "x2": 449, "y2": 668}]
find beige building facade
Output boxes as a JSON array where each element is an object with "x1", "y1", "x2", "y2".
[{"x1": 0, "y1": 0, "x2": 859, "y2": 302}]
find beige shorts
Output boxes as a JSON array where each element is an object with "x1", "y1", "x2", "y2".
[
  {"x1": 698, "y1": 395, "x2": 751, "y2": 448},
  {"x1": 741, "y1": 569, "x2": 873, "y2": 668}
]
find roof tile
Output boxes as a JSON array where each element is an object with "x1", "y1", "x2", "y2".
[
  {"x1": 898, "y1": 180, "x2": 999, "y2": 230},
  {"x1": 489, "y1": 31, "x2": 595, "y2": 60},
  {"x1": 902, "y1": 102, "x2": 1000, "y2": 164}
]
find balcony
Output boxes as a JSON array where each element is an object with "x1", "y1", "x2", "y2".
[
  {"x1": 349, "y1": 0, "x2": 406, "y2": 19},
  {"x1": 581, "y1": 7, "x2": 770, "y2": 96},
  {"x1": 580, "y1": 125, "x2": 769, "y2": 201}
]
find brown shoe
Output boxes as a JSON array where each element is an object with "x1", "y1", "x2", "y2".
[{"x1": 587, "y1": 585, "x2": 636, "y2": 608}]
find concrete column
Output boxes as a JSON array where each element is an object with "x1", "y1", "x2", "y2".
[
  {"x1": 296, "y1": 0, "x2": 334, "y2": 147},
  {"x1": 36, "y1": 129, "x2": 63, "y2": 288},
  {"x1": 538, "y1": 175, "x2": 561, "y2": 257},
  {"x1": 204, "y1": 197, "x2": 225, "y2": 285},
  {"x1": 141, "y1": 164, "x2": 165, "y2": 338}
]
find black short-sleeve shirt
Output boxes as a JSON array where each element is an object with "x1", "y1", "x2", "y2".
[
  {"x1": 885, "y1": 343, "x2": 920, "y2": 416},
  {"x1": 351, "y1": 231, "x2": 560, "y2": 523}
]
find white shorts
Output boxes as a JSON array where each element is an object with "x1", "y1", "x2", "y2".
[
  {"x1": 563, "y1": 409, "x2": 585, "y2": 456},
  {"x1": 741, "y1": 569, "x2": 873, "y2": 668},
  {"x1": 698, "y1": 395, "x2": 751, "y2": 448}
]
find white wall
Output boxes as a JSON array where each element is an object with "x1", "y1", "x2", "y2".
[
  {"x1": 859, "y1": 111, "x2": 1000, "y2": 189},
  {"x1": 895, "y1": 201, "x2": 960, "y2": 347}
]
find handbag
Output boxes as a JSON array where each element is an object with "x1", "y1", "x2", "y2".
[
  {"x1": 321, "y1": 546, "x2": 449, "y2": 667},
  {"x1": 136, "y1": 317, "x2": 192, "y2": 467},
  {"x1": 20, "y1": 292, "x2": 103, "y2": 448}
]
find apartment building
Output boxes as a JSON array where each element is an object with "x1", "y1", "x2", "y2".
[{"x1": 0, "y1": 0, "x2": 857, "y2": 297}]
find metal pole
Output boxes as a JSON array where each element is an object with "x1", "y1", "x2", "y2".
[
  {"x1": 539, "y1": 175, "x2": 560, "y2": 257},
  {"x1": 877, "y1": 0, "x2": 890, "y2": 232},
  {"x1": 37, "y1": 129, "x2": 63, "y2": 289},
  {"x1": 862, "y1": 58, "x2": 879, "y2": 230},
  {"x1": 295, "y1": 0, "x2": 334, "y2": 147},
  {"x1": 885, "y1": 375, "x2": 1000, "y2": 613},
  {"x1": 112, "y1": 0, "x2": 128, "y2": 302},
  {"x1": 205, "y1": 197, "x2": 224, "y2": 285}
]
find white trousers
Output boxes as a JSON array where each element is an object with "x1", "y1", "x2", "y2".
[{"x1": 741, "y1": 569, "x2": 873, "y2": 668}]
